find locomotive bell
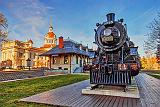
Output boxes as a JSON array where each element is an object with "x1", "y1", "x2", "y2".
[{"x1": 106, "y1": 13, "x2": 115, "y2": 22}]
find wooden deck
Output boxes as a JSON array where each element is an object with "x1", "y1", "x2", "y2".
[
  {"x1": 21, "y1": 73, "x2": 160, "y2": 107},
  {"x1": 136, "y1": 73, "x2": 160, "y2": 107}
]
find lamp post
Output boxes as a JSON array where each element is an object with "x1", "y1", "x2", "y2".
[{"x1": 26, "y1": 58, "x2": 31, "y2": 70}]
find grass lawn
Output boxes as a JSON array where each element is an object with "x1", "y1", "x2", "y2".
[
  {"x1": 142, "y1": 70, "x2": 160, "y2": 79},
  {"x1": 0, "y1": 74, "x2": 89, "y2": 107},
  {"x1": 149, "y1": 73, "x2": 160, "y2": 79}
]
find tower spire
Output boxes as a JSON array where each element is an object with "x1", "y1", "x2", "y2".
[
  {"x1": 50, "y1": 16, "x2": 52, "y2": 27},
  {"x1": 49, "y1": 16, "x2": 53, "y2": 32}
]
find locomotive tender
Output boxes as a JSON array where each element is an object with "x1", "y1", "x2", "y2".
[{"x1": 90, "y1": 13, "x2": 140, "y2": 87}]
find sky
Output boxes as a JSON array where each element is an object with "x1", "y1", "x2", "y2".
[{"x1": 0, "y1": 0, "x2": 160, "y2": 57}]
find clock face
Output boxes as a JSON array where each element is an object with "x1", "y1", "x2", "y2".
[{"x1": 49, "y1": 28, "x2": 53, "y2": 32}]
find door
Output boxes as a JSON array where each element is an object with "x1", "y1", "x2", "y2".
[{"x1": 80, "y1": 59, "x2": 82, "y2": 67}]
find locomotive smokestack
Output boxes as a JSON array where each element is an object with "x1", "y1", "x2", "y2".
[{"x1": 106, "y1": 13, "x2": 115, "y2": 22}]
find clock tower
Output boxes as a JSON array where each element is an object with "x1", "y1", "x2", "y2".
[{"x1": 43, "y1": 17, "x2": 57, "y2": 50}]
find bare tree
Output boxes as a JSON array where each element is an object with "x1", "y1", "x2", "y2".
[
  {"x1": 0, "y1": 12, "x2": 8, "y2": 42},
  {"x1": 144, "y1": 12, "x2": 160, "y2": 63}
]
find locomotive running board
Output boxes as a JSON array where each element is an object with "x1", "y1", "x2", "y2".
[{"x1": 82, "y1": 77, "x2": 140, "y2": 99}]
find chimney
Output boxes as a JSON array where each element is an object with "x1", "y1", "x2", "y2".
[
  {"x1": 79, "y1": 44, "x2": 82, "y2": 50},
  {"x1": 86, "y1": 45, "x2": 88, "y2": 52},
  {"x1": 59, "y1": 36, "x2": 64, "y2": 48},
  {"x1": 106, "y1": 13, "x2": 115, "y2": 22}
]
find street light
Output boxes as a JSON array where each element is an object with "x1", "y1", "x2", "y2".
[{"x1": 26, "y1": 58, "x2": 31, "y2": 70}]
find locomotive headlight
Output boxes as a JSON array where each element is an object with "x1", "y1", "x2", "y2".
[
  {"x1": 101, "y1": 28, "x2": 113, "y2": 42},
  {"x1": 104, "y1": 28, "x2": 112, "y2": 36}
]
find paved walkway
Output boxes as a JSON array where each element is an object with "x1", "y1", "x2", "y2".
[
  {"x1": 0, "y1": 71, "x2": 44, "y2": 81},
  {"x1": 20, "y1": 73, "x2": 160, "y2": 107}
]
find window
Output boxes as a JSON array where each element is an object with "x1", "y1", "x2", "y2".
[
  {"x1": 19, "y1": 53, "x2": 23, "y2": 58},
  {"x1": 76, "y1": 55, "x2": 78, "y2": 64},
  {"x1": 29, "y1": 52, "x2": 32, "y2": 58},
  {"x1": 52, "y1": 56, "x2": 56, "y2": 64},
  {"x1": 33, "y1": 61, "x2": 35, "y2": 66},
  {"x1": 83, "y1": 60, "x2": 86, "y2": 65},
  {"x1": 33, "y1": 53, "x2": 36, "y2": 59},
  {"x1": 64, "y1": 55, "x2": 68, "y2": 64}
]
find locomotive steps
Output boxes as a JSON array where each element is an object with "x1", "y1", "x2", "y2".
[{"x1": 82, "y1": 77, "x2": 140, "y2": 99}]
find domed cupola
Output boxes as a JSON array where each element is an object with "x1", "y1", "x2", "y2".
[{"x1": 43, "y1": 17, "x2": 57, "y2": 49}]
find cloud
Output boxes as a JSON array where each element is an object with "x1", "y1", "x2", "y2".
[
  {"x1": 56, "y1": 27, "x2": 95, "y2": 48},
  {"x1": 130, "y1": 7, "x2": 158, "y2": 24},
  {"x1": 6, "y1": 0, "x2": 54, "y2": 47},
  {"x1": 5, "y1": 0, "x2": 97, "y2": 49}
]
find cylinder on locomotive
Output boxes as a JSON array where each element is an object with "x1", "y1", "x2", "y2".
[{"x1": 90, "y1": 13, "x2": 140, "y2": 86}]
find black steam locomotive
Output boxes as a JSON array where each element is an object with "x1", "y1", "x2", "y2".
[{"x1": 90, "y1": 13, "x2": 140, "y2": 87}]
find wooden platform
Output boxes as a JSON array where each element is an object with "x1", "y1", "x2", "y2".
[
  {"x1": 82, "y1": 86, "x2": 140, "y2": 98},
  {"x1": 82, "y1": 77, "x2": 140, "y2": 98},
  {"x1": 136, "y1": 73, "x2": 160, "y2": 107},
  {"x1": 20, "y1": 73, "x2": 160, "y2": 107}
]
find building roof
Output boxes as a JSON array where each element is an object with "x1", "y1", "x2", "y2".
[
  {"x1": 40, "y1": 39, "x2": 95, "y2": 58},
  {"x1": 46, "y1": 32, "x2": 56, "y2": 38},
  {"x1": 88, "y1": 51, "x2": 95, "y2": 58},
  {"x1": 28, "y1": 39, "x2": 33, "y2": 44},
  {"x1": 43, "y1": 44, "x2": 56, "y2": 48}
]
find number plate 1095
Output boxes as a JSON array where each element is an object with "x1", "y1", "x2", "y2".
[{"x1": 102, "y1": 36, "x2": 113, "y2": 42}]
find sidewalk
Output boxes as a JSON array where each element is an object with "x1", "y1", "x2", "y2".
[{"x1": 0, "y1": 70, "x2": 44, "y2": 82}]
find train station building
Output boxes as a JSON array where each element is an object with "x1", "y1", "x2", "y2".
[{"x1": 40, "y1": 36, "x2": 95, "y2": 73}]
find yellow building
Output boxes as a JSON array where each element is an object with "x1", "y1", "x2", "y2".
[{"x1": 1, "y1": 21, "x2": 57, "y2": 69}]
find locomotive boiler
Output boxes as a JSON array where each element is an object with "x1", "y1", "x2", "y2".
[{"x1": 90, "y1": 13, "x2": 140, "y2": 88}]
